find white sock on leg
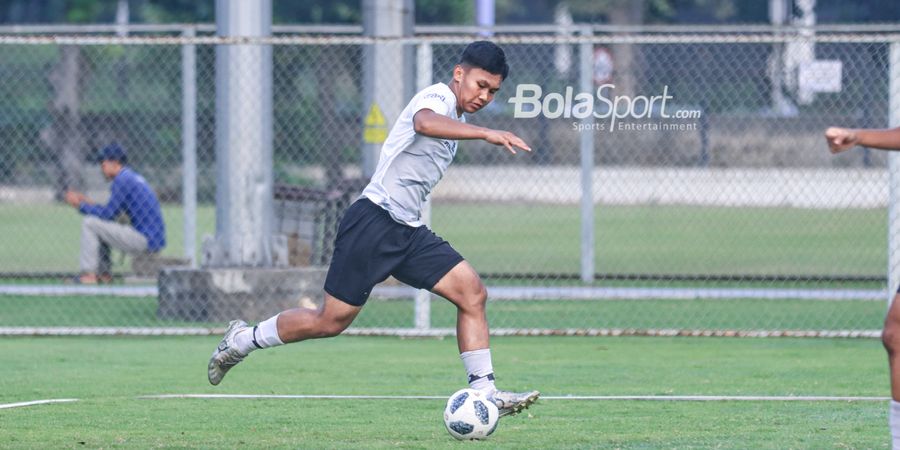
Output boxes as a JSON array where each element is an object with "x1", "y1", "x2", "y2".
[
  {"x1": 891, "y1": 400, "x2": 900, "y2": 449},
  {"x1": 460, "y1": 348, "x2": 496, "y2": 394},
  {"x1": 233, "y1": 314, "x2": 285, "y2": 354}
]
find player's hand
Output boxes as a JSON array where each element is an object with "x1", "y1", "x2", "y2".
[
  {"x1": 64, "y1": 190, "x2": 85, "y2": 208},
  {"x1": 484, "y1": 129, "x2": 532, "y2": 154},
  {"x1": 825, "y1": 127, "x2": 859, "y2": 154}
]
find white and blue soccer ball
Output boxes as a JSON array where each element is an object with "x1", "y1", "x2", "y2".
[{"x1": 443, "y1": 388, "x2": 499, "y2": 440}]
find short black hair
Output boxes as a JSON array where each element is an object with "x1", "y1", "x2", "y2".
[{"x1": 459, "y1": 41, "x2": 509, "y2": 80}]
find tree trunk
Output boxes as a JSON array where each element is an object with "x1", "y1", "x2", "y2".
[
  {"x1": 608, "y1": 0, "x2": 643, "y2": 97},
  {"x1": 40, "y1": 45, "x2": 87, "y2": 199}
]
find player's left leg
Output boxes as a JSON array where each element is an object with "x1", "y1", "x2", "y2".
[
  {"x1": 430, "y1": 261, "x2": 539, "y2": 417},
  {"x1": 209, "y1": 198, "x2": 394, "y2": 386},
  {"x1": 208, "y1": 293, "x2": 362, "y2": 385}
]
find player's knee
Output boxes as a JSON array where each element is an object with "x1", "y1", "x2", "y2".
[
  {"x1": 83, "y1": 215, "x2": 100, "y2": 229},
  {"x1": 884, "y1": 296, "x2": 900, "y2": 354},
  {"x1": 884, "y1": 320, "x2": 900, "y2": 355},
  {"x1": 459, "y1": 284, "x2": 488, "y2": 313},
  {"x1": 314, "y1": 311, "x2": 352, "y2": 338},
  {"x1": 884, "y1": 327, "x2": 896, "y2": 355},
  {"x1": 319, "y1": 320, "x2": 349, "y2": 338},
  {"x1": 475, "y1": 284, "x2": 488, "y2": 307}
]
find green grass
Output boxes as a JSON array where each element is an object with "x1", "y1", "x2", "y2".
[
  {"x1": 433, "y1": 203, "x2": 886, "y2": 277},
  {"x1": 0, "y1": 203, "x2": 216, "y2": 273},
  {"x1": 0, "y1": 335, "x2": 888, "y2": 448},
  {"x1": 0, "y1": 295, "x2": 886, "y2": 331},
  {"x1": 0, "y1": 202, "x2": 886, "y2": 278}
]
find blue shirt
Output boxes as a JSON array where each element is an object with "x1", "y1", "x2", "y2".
[{"x1": 79, "y1": 167, "x2": 167, "y2": 252}]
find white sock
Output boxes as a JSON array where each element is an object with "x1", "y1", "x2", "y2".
[
  {"x1": 233, "y1": 314, "x2": 284, "y2": 354},
  {"x1": 891, "y1": 400, "x2": 900, "y2": 449},
  {"x1": 460, "y1": 348, "x2": 496, "y2": 394}
]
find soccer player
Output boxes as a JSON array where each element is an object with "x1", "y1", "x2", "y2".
[
  {"x1": 826, "y1": 125, "x2": 900, "y2": 448},
  {"x1": 208, "y1": 41, "x2": 539, "y2": 417}
]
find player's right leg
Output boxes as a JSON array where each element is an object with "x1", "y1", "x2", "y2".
[
  {"x1": 207, "y1": 293, "x2": 361, "y2": 385},
  {"x1": 430, "y1": 261, "x2": 539, "y2": 417},
  {"x1": 882, "y1": 292, "x2": 900, "y2": 448}
]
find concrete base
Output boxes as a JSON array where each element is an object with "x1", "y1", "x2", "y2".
[{"x1": 158, "y1": 267, "x2": 327, "y2": 322}]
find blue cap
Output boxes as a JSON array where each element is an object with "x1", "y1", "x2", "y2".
[{"x1": 97, "y1": 143, "x2": 127, "y2": 164}]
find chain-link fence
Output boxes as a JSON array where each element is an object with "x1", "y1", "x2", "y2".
[{"x1": 0, "y1": 27, "x2": 896, "y2": 336}]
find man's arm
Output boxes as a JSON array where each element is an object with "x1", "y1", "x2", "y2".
[
  {"x1": 78, "y1": 181, "x2": 125, "y2": 220},
  {"x1": 413, "y1": 109, "x2": 531, "y2": 154},
  {"x1": 826, "y1": 126, "x2": 900, "y2": 154},
  {"x1": 64, "y1": 190, "x2": 87, "y2": 208}
]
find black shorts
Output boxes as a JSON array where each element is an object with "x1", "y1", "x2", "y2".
[{"x1": 324, "y1": 198, "x2": 465, "y2": 306}]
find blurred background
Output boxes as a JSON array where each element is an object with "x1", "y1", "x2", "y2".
[{"x1": 1, "y1": 0, "x2": 899, "y2": 335}]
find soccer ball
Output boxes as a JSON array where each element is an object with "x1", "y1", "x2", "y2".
[{"x1": 443, "y1": 388, "x2": 499, "y2": 440}]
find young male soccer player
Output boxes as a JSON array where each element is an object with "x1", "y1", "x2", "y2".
[
  {"x1": 825, "y1": 125, "x2": 900, "y2": 448},
  {"x1": 208, "y1": 41, "x2": 539, "y2": 416}
]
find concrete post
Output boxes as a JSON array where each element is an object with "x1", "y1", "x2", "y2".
[
  {"x1": 209, "y1": 0, "x2": 277, "y2": 267},
  {"x1": 362, "y1": 0, "x2": 413, "y2": 178}
]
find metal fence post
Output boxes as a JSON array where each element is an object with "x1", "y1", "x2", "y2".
[
  {"x1": 414, "y1": 41, "x2": 433, "y2": 330},
  {"x1": 888, "y1": 41, "x2": 900, "y2": 305},
  {"x1": 181, "y1": 27, "x2": 197, "y2": 268},
  {"x1": 579, "y1": 27, "x2": 595, "y2": 283}
]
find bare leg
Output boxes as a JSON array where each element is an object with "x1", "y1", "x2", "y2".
[
  {"x1": 275, "y1": 293, "x2": 362, "y2": 343},
  {"x1": 431, "y1": 261, "x2": 489, "y2": 353},
  {"x1": 884, "y1": 293, "x2": 900, "y2": 400},
  {"x1": 431, "y1": 261, "x2": 541, "y2": 416},
  {"x1": 207, "y1": 293, "x2": 361, "y2": 385}
]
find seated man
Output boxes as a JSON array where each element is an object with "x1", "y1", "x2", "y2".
[{"x1": 64, "y1": 144, "x2": 166, "y2": 284}]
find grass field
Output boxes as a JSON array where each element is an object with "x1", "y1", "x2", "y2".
[
  {"x1": 0, "y1": 202, "x2": 886, "y2": 278},
  {"x1": 0, "y1": 335, "x2": 888, "y2": 448},
  {"x1": 1, "y1": 201, "x2": 891, "y2": 448}
]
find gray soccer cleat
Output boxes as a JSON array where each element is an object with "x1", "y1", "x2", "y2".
[
  {"x1": 208, "y1": 320, "x2": 250, "y2": 385},
  {"x1": 489, "y1": 389, "x2": 540, "y2": 417}
]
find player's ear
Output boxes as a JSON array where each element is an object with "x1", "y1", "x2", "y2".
[{"x1": 453, "y1": 65, "x2": 464, "y2": 83}]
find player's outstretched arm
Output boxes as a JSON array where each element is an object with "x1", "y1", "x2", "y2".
[
  {"x1": 826, "y1": 126, "x2": 900, "y2": 154},
  {"x1": 414, "y1": 109, "x2": 531, "y2": 154}
]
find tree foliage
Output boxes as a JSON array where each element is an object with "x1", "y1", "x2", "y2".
[{"x1": 0, "y1": 0, "x2": 898, "y2": 25}]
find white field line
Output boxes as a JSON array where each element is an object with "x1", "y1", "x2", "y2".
[
  {"x1": 0, "y1": 398, "x2": 78, "y2": 410},
  {"x1": 140, "y1": 394, "x2": 889, "y2": 402}
]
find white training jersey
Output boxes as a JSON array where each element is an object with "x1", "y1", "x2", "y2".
[{"x1": 361, "y1": 82, "x2": 465, "y2": 227}]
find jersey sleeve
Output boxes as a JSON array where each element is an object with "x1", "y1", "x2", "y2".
[{"x1": 412, "y1": 86, "x2": 453, "y2": 117}]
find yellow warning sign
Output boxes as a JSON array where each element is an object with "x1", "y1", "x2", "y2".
[{"x1": 363, "y1": 103, "x2": 388, "y2": 144}]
